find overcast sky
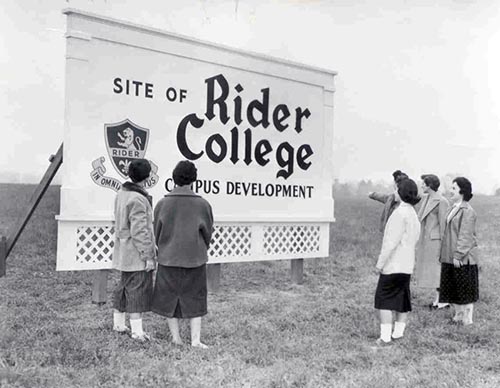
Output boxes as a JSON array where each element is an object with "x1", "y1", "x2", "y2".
[{"x1": 1, "y1": 0, "x2": 499, "y2": 193}]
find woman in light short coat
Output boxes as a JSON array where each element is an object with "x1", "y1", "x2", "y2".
[
  {"x1": 414, "y1": 174, "x2": 449, "y2": 309},
  {"x1": 439, "y1": 177, "x2": 479, "y2": 325},
  {"x1": 374, "y1": 178, "x2": 421, "y2": 345}
]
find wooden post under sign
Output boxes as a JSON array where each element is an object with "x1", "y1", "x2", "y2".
[
  {"x1": 291, "y1": 259, "x2": 304, "y2": 284},
  {"x1": 207, "y1": 263, "x2": 221, "y2": 292},
  {"x1": 92, "y1": 269, "x2": 108, "y2": 305}
]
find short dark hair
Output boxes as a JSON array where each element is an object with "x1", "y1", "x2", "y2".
[
  {"x1": 397, "y1": 178, "x2": 420, "y2": 205},
  {"x1": 421, "y1": 174, "x2": 440, "y2": 191},
  {"x1": 172, "y1": 160, "x2": 197, "y2": 186},
  {"x1": 128, "y1": 159, "x2": 151, "y2": 183},
  {"x1": 393, "y1": 170, "x2": 408, "y2": 183},
  {"x1": 453, "y1": 177, "x2": 473, "y2": 201}
]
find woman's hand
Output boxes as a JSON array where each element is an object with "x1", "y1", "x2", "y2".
[
  {"x1": 145, "y1": 258, "x2": 156, "y2": 272},
  {"x1": 453, "y1": 258, "x2": 462, "y2": 268}
]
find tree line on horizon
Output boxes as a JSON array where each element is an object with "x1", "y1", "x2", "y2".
[{"x1": 333, "y1": 173, "x2": 497, "y2": 198}]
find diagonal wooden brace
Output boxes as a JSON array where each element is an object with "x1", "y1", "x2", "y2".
[
  {"x1": 0, "y1": 236, "x2": 6, "y2": 278},
  {"x1": 5, "y1": 144, "x2": 63, "y2": 259},
  {"x1": 0, "y1": 144, "x2": 63, "y2": 278}
]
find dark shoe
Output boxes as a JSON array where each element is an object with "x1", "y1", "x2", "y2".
[
  {"x1": 113, "y1": 326, "x2": 131, "y2": 334},
  {"x1": 131, "y1": 332, "x2": 151, "y2": 342},
  {"x1": 370, "y1": 338, "x2": 393, "y2": 349}
]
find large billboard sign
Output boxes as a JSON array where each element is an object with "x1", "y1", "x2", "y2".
[{"x1": 57, "y1": 9, "x2": 336, "y2": 270}]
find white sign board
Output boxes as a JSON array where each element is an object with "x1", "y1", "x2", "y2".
[{"x1": 57, "y1": 9, "x2": 336, "y2": 270}]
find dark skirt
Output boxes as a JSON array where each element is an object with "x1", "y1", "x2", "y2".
[
  {"x1": 374, "y1": 273, "x2": 412, "y2": 313},
  {"x1": 151, "y1": 264, "x2": 207, "y2": 319},
  {"x1": 439, "y1": 263, "x2": 479, "y2": 304},
  {"x1": 113, "y1": 270, "x2": 153, "y2": 313}
]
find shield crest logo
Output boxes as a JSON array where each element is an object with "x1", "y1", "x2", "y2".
[{"x1": 104, "y1": 119, "x2": 150, "y2": 178}]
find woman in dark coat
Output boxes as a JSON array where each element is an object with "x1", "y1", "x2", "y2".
[
  {"x1": 439, "y1": 177, "x2": 479, "y2": 325},
  {"x1": 151, "y1": 160, "x2": 214, "y2": 348}
]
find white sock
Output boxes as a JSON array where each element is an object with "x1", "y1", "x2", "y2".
[
  {"x1": 113, "y1": 311, "x2": 126, "y2": 330},
  {"x1": 464, "y1": 304, "x2": 474, "y2": 324},
  {"x1": 130, "y1": 318, "x2": 144, "y2": 337},
  {"x1": 392, "y1": 321, "x2": 406, "y2": 339},
  {"x1": 453, "y1": 304, "x2": 463, "y2": 322},
  {"x1": 380, "y1": 324, "x2": 392, "y2": 343}
]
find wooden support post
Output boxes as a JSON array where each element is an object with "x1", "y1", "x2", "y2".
[
  {"x1": 0, "y1": 236, "x2": 6, "y2": 278},
  {"x1": 291, "y1": 259, "x2": 304, "y2": 284},
  {"x1": 92, "y1": 269, "x2": 108, "y2": 305},
  {"x1": 6, "y1": 144, "x2": 63, "y2": 258},
  {"x1": 207, "y1": 263, "x2": 221, "y2": 293}
]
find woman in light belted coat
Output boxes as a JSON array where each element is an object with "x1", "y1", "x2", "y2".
[{"x1": 414, "y1": 174, "x2": 449, "y2": 308}]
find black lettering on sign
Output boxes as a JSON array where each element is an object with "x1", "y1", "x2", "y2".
[
  {"x1": 177, "y1": 114, "x2": 205, "y2": 160},
  {"x1": 176, "y1": 73, "x2": 315, "y2": 179},
  {"x1": 205, "y1": 74, "x2": 230, "y2": 124},
  {"x1": 113, "y1": 77, "x2": 154, "y2": 98}
]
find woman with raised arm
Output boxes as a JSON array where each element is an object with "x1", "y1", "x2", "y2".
[{"x1": 369, "y1": 170, "x2": 408, "y2": 232}]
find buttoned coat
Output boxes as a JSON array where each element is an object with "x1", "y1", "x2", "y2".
[
  {"x1": 376, "y1": 202, "x2": 421, "y2": 275},
  {"x1": 439, "y1": 201, "x2": 478, "y2": 265},
  {"x1": 154, "y1": 186, "x2": 214, "y2": 268},
  {"x1": 414, "y1": 191, "x2": 449, "y2": 288}
]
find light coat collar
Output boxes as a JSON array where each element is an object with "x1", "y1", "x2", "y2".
[
  {"x1": 446, "y1": 200, "x2": 469, "y2": 223},
  {"x1": 419, "y1": 191, "x2": 440, "y2": 221}
]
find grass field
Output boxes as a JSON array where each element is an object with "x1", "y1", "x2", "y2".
[{"x1": 1, "y1": 183, "x2": 500, "y2": 387}]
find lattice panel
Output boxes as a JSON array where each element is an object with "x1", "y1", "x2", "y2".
[
  {"x1": 76, "y1": 226, "x2": 115, "y2": 264},
  {"x1": 263, "y1": 225, "x2": 321, "y2": 255},
  {"x1": 208, "y1": 225, "x2": 252, "y2": 259},
  {"x1": 67, "y1": 223, "x2": 324, "y2": 268}
]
